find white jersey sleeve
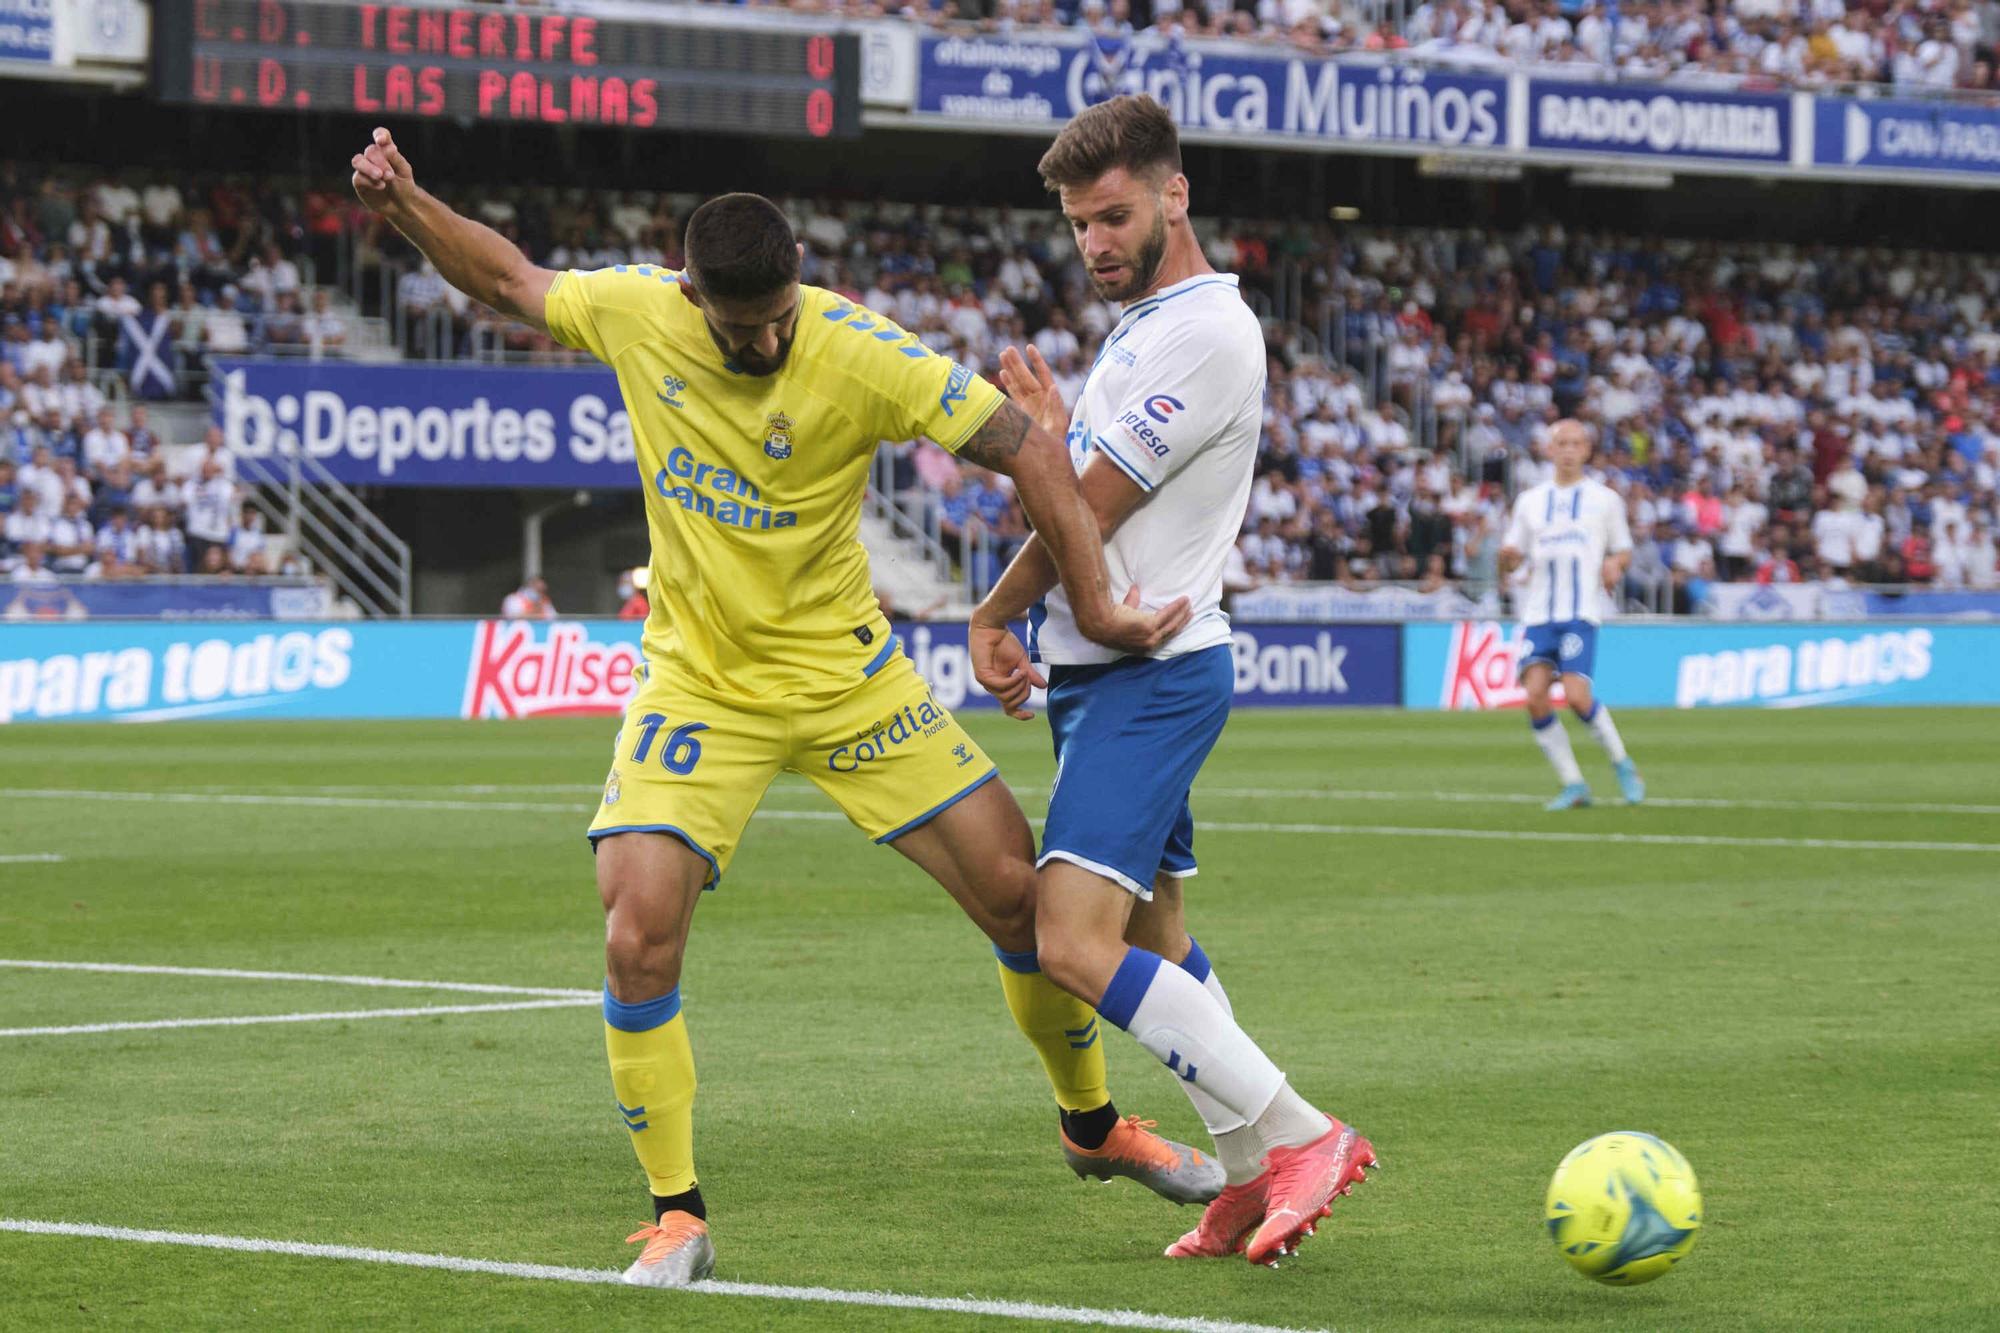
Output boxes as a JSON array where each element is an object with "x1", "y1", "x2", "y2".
[
  {"x1": 1093, "y1": 318, "x2": 1262, "y2": 494},
  {"x1": 1602, "y1": 485, "x2": 1634, "y2": 555},
  {"x1": 1503, "y1": 487, "x2": 1539, "y2": 556}
]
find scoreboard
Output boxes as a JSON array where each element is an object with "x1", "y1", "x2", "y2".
[{"x1": 152, "y1": 0, "x2": 861, "y2": 139}]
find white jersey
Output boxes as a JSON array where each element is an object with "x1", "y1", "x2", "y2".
[
  {"x1": 1503, "y1": 477, "x2": 1633, "y2": 625},
  {"x1": 1031, "y1": 273, "x2": 1264, "y2": 665}
]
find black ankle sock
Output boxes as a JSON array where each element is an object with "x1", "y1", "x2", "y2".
[
  {"x1": 653, "y1": 1186, "x2": 706, "y2": 1222},
  {"x1": 1061, "y1": 1101, "x2": 1120, "y2": 1151}
]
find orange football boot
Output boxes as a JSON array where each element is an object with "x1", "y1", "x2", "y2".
[
  {"x1": 1061, "y1": 1114, "x2": 1225, "y2": 1204},
  {"x1": 622, "y1": 1211, "x2": 715, "y2": 1286}
]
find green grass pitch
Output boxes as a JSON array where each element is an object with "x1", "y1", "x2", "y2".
[{"x1": 1, "y1": 706, "x2": 1996, "y2": 1331}]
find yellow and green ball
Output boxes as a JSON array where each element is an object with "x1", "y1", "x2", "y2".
[{"x1": 1544, "y1": 1132, "x2": 1702, "y2": 1286}]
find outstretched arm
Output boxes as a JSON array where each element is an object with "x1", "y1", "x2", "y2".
[
  {"x1": 974, "y1": 341, "x2": 1152, "y2": 617},
  {"x1": 958, "y1": 401, "x2": 1188, "y2": 659},
  {"x1": 976, "y1": 454, "x2": 1153, "y2": 621},
  {"x1": 957, "y1": 401, "x2": 1110, "y2": 635},
  {"x1": 351, "y1": 127, "x2": 554, "y2": 333}
]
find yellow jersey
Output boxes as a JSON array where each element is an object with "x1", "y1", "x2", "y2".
[{"x1": 544, "y1": 266, "x2": 1004, "y2": 700}]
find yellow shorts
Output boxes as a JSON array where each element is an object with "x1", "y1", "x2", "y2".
[{"x1": 586, "y1": 641, "x2": 997, "y2": 887}]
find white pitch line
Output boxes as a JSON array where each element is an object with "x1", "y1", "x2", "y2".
[
  {"x1": 142, "y1": 781, "x2": 2000, "y2": 818},
  {"x1": 3, "y1": 789, "x2": 1994, "y2": 856},
  {"x1": 1190, "y1": 821, "x2": 2000, "y2": 854},
  {"x1": 0, "y1": 997, "x2": 593, "y2": 1039},
  {"x1": 0, "y1": 788, "x2": 582, "y2": 815},
  {"x1": 0, "y1": 1219, "x2": 1325, "y2": 1333},
  {"x1": 184, "y1": 782, "x2": 602, "y2": 796},
  {"x1": 0, "y1": 853, "x2": 65, "y2": 864},
  {"x1": 0, "y1": 959, "x2": 593, "y2": 999},
  {"x1": 1176, "y1": 787, "x2": 2000, "y2": 817}
]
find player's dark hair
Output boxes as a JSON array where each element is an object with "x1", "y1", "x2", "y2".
[
  {"x1": 684, "y1": 193, "x2": 799, "y2": 301},
  {"x1": 1038, "y1": 95, "x2": 1182, "y2": 193}
]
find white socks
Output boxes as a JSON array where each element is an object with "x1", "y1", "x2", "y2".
[
  {"x1": 1173, "y1": 940, "x2": 1266, "y2": 1184},
  {"x1": 1252, "y1": 1082, "x2": 1331, "y2": 1151},
  {"x1": 1532, "y1": 712, "x2": 1584, "y2": 785},
  {"x1": 1577, "y1": 701, "x2": 1628, "y2": 762},
  {"x1": 1172, "y1": 940, "x2": 1249, "y2": 1134},
  {"x1": 1098, "y1": 947, "x2": 1288, "y2": 1135},
  {"x1": 1213, "y1": 1123, "x2": 1268, "y2": 1186}
]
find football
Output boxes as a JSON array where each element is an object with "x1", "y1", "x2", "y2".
[{"x1": 1543, "y1": 1132, "x2": 1703, "y2": 1286}]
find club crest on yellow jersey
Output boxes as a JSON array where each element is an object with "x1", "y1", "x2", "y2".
[{"x1": 764, "y1": 412, "x2": 795, "y2": 461}]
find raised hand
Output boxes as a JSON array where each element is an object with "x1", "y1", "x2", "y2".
[
  {"x1": 351, "y1": 126, "x2": 415, "y2": 217},
  {"x1": 997, "y1": 343, "x2": 1071, "y2": 444}
]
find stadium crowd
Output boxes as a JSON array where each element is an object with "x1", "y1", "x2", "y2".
[
  {"x1": 791, "y1": 202, "x2": 1998, "y2": 601},
  {"x1": 0, "y1": 408, "x2": 277, "y2": 582},
  {"x1": 717, "y1": 0, "x2": 2000, "y2": 96},
  {"x1": 0, "y1": 167, "x2": 335, "y2": 581},
  {"x1": 3, "y1": 165, "x2": 1996, "y2": 598}
]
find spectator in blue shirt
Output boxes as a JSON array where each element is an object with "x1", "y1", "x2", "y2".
[
  {"x1": 51, "y1": 279, "x2": 94, "y2": 343},
  {"x1": 1552, "y1": 329, "x2": 1591, "y2": 416},
  {"x1": 968, "y1": 473, "x2": 1011, "y2": 530},
  {"x1": 0, "y1": 320, "x2": 30, "y2": 378},
  {"x1": 91, "y1": 460, "x2": 134, "y2": 526},
  {"x1": 42, "y1": 410, "x2": 81, "y2": 465},
  {"x1": 935, "y1": 471, "x2": 975, "y2": 553}
]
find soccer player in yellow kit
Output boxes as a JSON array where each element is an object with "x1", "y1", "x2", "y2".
[{"x1": 350, "y1": 127, "x2": 1222, "y2": 1284}]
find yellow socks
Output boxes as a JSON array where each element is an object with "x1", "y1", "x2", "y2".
[
  {"x1": 603, "y1": 984, "x2": 698, "y2": 1198},
  {"x1": 994, "y1": 946, "x2": 1110, "y2": 1113}
]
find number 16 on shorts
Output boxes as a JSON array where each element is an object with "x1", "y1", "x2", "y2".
[{"x1": 629, "y1": 713, "x2": 709, "y2": 775}]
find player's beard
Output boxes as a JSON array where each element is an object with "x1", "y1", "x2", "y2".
[
  {"x1": 1087, "y1": 207, "x2": 1168, "y2": 304},
  {"x1": 707, "y1": 324, "x2": 795, "y2": 377}
]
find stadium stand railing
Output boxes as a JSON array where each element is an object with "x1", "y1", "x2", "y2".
[{"x1": 233, "y1": 447, "x2": 412, "y2": 620}]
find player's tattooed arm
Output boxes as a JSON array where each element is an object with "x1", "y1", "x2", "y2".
[
  {"x1": 956, "y1": 400, "x2": 1034, "y2": 472},
  {"x1": 971, "y1": 451, "x2": 1155, "y2": 626},
  {"x1": 964, "y1": 404, "x2": 1190, "y2": 657}
]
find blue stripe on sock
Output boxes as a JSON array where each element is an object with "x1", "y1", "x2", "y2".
[
  {"x1": 1532, "y1": 713, "x2": 1559, "y2": 731},
  {"x1": 1179, "y1": 937, "x2": 1212, "y2": 984},
  {"x1": 992, "y1": 943, "x2": 1041, "y2": 974},
  {"x1": 1096, "y1": 947, "x2": 1164, "y2": 1031},
  {"x1": 603, "y1": 983, "x2": 682, "y2": 1033},
  {"x1": 1580, "y1": 701, "x2": 1601, "y2": 722}
]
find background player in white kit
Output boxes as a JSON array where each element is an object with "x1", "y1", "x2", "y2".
[
  {"x1": 969, "y1": 96, "x2": 1374, "y2": 1268},
  {"x1": 1499, "y1": 418, "x2": 1646, "y2": 810}
]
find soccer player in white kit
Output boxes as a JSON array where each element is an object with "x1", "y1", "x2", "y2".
[
  {"x1": 969, "y1": 96, "x2": 1374, "y2": 1268},
  {"x1": 1499, "y1": 419, "x2": 1646, "y2": 810}
]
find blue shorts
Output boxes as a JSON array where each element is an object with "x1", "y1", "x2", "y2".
[
  {"x1": 1040, "y1": 645, "x2": 1233, "y2": 900},
  {"x1": 1520, "y1": 620, "x2": 1598, "y2": 680}
]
